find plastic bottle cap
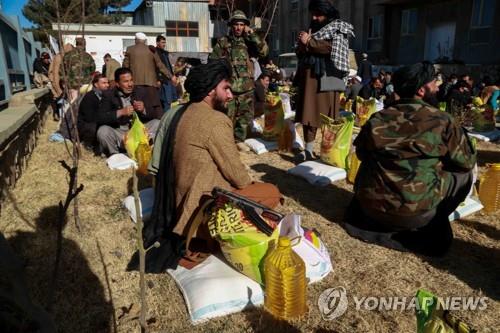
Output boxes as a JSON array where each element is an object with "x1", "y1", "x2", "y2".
[{"x1": 278, "y1": 237, "x2": 291, "y2": 247}]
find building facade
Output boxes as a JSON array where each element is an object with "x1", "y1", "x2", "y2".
[
  {"x1": 133, "y1": 0, "x2": 212, "y2": 53},
  {"x1": 271, "y1": 0, "x2": 500, "y2": 66}
]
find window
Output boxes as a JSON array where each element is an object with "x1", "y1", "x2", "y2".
[
  {"x1": 367, "y1": 15, "x2": 383, "y2": 51},
  {"x1": 471, "y1": 0, "x2": 495, "y2": 27},
  {"x1": 368, "y1": 15, "x2": 382, "y2": 39},
  {"x1": 166, "y1": 21, "x2": 199, "y2": 37},
  {"x1": 401, "y1": 9, "x2": 417, "y2": 35},
  {"x1": 469, "y1": 0, "x2": 495, "y2": 43},
  {"x1": 122, "y1": 38, "x2": 135, "y2": 49}
]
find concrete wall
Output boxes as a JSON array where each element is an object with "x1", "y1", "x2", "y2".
[
  {"x1": 0, "y1": 88, "x2": 51, "y2": 215},
  {"x1": 0, "y1": 12, "x2": 43, "y2": 103}
]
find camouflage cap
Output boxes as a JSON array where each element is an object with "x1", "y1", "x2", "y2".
[{"x1": 229, "y1": 10, "x2": 250, "y2": 25}]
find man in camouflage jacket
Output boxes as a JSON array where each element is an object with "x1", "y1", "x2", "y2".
[
  {"x1": 61, "y1": 37, "x2": 96, "y2": 102},
  {"x1": 345, "y1": 62, "x2": 476, "y2": 256},
  {"x1": 209, "y1": 10, "x2": 268, "y2": 145}
]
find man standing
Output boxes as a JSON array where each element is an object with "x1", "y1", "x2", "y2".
[
  {"x1": 96, "y1": 68, "x2": 160, "y2": 156},
  {"x1": 358, "y1": 53, "x2": 373, "y2": 85},
  {"x1": 78, "y1": 74, "x2": 110, "y2": 150},
  {"x1": 49, "y1": 44, "x2": 73, "y2": 98},
  {"x1": 123, "y1": 32, "x2": 174, "y2": 117},
  {"x1": 103, "y1": 54, "x2": 121, "y2": 87},
  {"x1": 210, "y1": 10, "x2": 268, "y2": 148},
  {"x1": 155, "y1": 35, "x2": 178, "y2": 111},
  {"x1": 294, "y1": 0, "x2": 354, "y2": 161},
  {"x1": 140, "y1": 59, "x2": 282, "y2": 271},
  {"x1": 344, "y1": 62, "x2": 476, "y2": 256},
  {"x1": 61, "y1": 37, "x2": 96, "y2": 102}
]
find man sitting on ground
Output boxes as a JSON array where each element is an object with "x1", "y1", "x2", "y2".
[
  {"x1": 344, "y1": 62, "x2": 476, "y2": 257},
  {"x1": 359, "y1": 77, "x2": 383, "y2": 100},
  {"x1": 96, "y1": 67, "x2": 160, "y2": 156},
  {"x1": 254, "y1": 72, "x2": 270, "y2": 117},
  {"x1": 78, "y1": 74, "x2": 110, "y2": 150},
  {"x1": 140, "y1": 59, "x2": 282, "y2": 272}
]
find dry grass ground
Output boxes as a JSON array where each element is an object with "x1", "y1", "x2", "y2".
[{"x1": 1, "y1": 119, "x2": 499, "y2": 333}]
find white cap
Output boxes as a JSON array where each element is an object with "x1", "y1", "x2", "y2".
[
  {"x1": 362, "y1": 53, "x2": 368, "y2": 59},
  {"x1": 355, "y1": 76, "x2": 362, "y2": 82},
  {"x1": 135, "y1": 32, "x2": 147, "y2": 40}
]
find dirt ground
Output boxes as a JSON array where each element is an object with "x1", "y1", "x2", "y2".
[{"x1": 1, "y1": 119, "x2": 499, "y2": 333}]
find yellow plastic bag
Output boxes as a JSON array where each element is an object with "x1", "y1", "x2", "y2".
[
  {"x1": 347, "y1": 97, "x2": 377, "y2": 182},
  {"x1": 355, "y1": 96, "x2": 376, "y2": 126},
  {"x1": 320, "y1": 113, "x2": 355, "y2": 169},
  {"x1": 263, "y1": 93, "x2": 285, "y2": 141},
  {"x1": 124, "y1": 112, "x2": 152, "y2": 175},
  {"x1": 207, "y1": 201, "x2": 279, "y2": 284}
]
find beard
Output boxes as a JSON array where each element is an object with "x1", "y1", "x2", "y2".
[
  {"x1": 423, "y1": 90, "x2": 439, "y2": 107},
  {"x1": 213, "y1": 95, "x2": 228, "y2": 113},
  {"x1": 310, "y1": 19, "x2": 328, "y2": 33}
]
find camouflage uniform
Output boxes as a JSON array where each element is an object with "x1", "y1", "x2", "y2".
[
  {"x1": 209, "y1": 11, "x2": 268, "y2": 141},
  {"x1": 354, "y1": 98, "x2": 477, "y2": 220},
  {"x1": 61, "y1": 47, "x2": 96, "y2": 90}
]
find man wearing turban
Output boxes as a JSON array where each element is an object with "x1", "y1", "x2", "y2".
[
  {"x1": 136, "y1": 60, "x2": 282, "y2": 271},
  {"x1": 344, "y1": 62, "x2": 477, "y2": 257},
  {"x1": 294, "y1": 0, "x2": 355, "y2": 161}
]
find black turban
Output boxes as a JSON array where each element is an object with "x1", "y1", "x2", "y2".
[
  {"x1": 308, "y1": 0, "x2": 340, "y2": 20},
  {"x1": 392, "y1": 62, "x2": 436, "y2": 98},
  {"x1": 185, "y1": 59, "x2": 232, "y2": 102}
]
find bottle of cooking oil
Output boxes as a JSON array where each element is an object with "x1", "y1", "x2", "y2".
[
  {"x1": 136, "y1": 142, "x2": 152, "y2": 175},
  {"x1": 479, "y1": 163, "x2": 500, "y2": 213},
  {"x1": 263, "y1": 237, "x2": 307, "y2": 320}
]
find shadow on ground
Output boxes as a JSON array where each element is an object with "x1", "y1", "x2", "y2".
[
  {"x1": 476, "y1": 148, "x2": 500, "y2": 167},
  {"x1": 6, "y1": 205, "x2": 114, "y2": 332},
  {"x1": 422, "y1": 237, "x2": 500, "y2": 301},
  {"x1": 251, "y1": 163, "x2": 353, "y2": 223},
  {"x1": 242, "y1": 298, "x2": 301, "y2": 333},
  {"x1": 458, "y1": 219, "x2": 500, "y2": 241}
]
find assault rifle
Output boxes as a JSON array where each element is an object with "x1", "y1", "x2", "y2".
[{"x1": 212, "y1": 187, "x2": 284, "y2": 236}]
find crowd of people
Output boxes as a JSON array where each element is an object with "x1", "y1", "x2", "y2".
[{"x1": 31, "y1": 0, "x2": 499, "y2": 271}]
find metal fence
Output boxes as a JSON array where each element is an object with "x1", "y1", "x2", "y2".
[{"x1": 0, "y1": 11, "x2": 43, "y2": 105}]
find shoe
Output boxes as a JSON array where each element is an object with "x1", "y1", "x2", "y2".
[
  {"x1": 294, "y1": 150, "x2": 315, "y2": 163},
  {"x1": 236, "y1": 142, "x2": 250, "y2": 152}
]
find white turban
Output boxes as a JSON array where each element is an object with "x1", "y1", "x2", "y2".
[{"x1": 135, "y1": 32, "x2": 147, "y2": 40}]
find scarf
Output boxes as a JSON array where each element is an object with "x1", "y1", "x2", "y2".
[
  {"x1": 127, "y1": 104, "x2": 189, "y2": 273},
  {"x1": 311, "y1": 19, "x2": 355, "y2": 73}
]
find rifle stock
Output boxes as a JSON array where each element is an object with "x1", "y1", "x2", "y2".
[{"x1": 212, "y1": 187, "x2": 283, "y2": 236}]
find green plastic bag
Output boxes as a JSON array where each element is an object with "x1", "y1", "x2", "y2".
[
  {"x1": 416, "y1": 290, "x2": 476, "y2": 333},
  {"x1": 320, "y1": 113, "x2": 355, "y2": 169}
]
